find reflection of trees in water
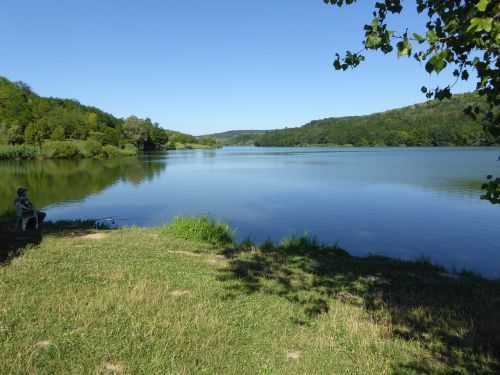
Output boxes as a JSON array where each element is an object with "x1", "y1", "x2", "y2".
[{"x1": 0, "y1": 156, "x2": 166, "y2": 216}]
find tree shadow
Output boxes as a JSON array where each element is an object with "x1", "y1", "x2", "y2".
[
  {"x1": 217, "y1": 236, "x2": 500, "y2": 374},
  {"x1": 0, "y1": 219, "x2": 98, "y2": 265}
]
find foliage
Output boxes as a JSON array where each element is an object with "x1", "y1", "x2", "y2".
[
  {"x1": 0, "y1": 144, "x2": 40, "y2": 159},
  {"x1": 81, "y1": 140, "x2": 103, "y2": 157},
  {"x1": 481, "y1": 174, "x2": 500, "y2": 204},
  {"x1": 166, "y1": 130, "x2": 198, "y2": 147},
  {"x1": 122, "y1": 116, "x2": 148, "y2": 150},
  {"x1": 254, "y1": 93, "x2": 495, "y2": 147},
  {"x1": 0, "y1": 76, "x2": 205, "y2": 157},
  {"x1": 102, "y1": 145, "x2": 131, "y2": 158},
  {"x1": 209, "y1": 130, "x2": 269, "y2": 146},
  {"x1": 325, "y1": 0, "x2": 499, "y2": 138},
  {"x1": 198, "y1": 135, "x2": 217, "y2": 147},
  {"x1": 41, "y1": 141, "x2": 82, "y2": 159},
  {"x1": 162, "y1": 215, "x2": 235, "y2": 246}
]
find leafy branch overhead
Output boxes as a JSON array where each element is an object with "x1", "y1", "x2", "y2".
[{"x1": 325, "y1": 0, "x2": 499, "y2": 138}]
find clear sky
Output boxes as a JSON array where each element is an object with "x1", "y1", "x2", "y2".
[{"x1": 0, "y1": 0, "x2": 475, "y2": 135}]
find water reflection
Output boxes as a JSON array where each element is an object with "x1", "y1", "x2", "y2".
[
  {"x1": 1, "y1": 147, "x2": 499, "y2": 277},
  {"x1": 0, "y1": 155, "x2": 167, "y2": 218}
]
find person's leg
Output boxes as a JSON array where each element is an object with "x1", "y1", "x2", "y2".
[
  {"x1": 37, "y1": 211, "x2": 46, "y2": 223},
  {"x1": 26, "y1": 217, "x2": 36, "y2": 230}
]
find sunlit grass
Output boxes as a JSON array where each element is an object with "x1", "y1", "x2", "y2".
[
  {"x1": 162, "y1": 215, "x2": 235, "y2": 247},
  {"x1": 0, "y1": 144, "x2": 40, "y2": 159},
  {"x1": 1, "y1": 222, "x2": 499, "y2": 374}
]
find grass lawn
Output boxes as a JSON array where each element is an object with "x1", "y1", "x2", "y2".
[{"x1": 0, "y1": 221, "x2": 499, "y2": 374}]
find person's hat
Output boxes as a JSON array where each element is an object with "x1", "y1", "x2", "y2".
[{"x1": 17, "y1": 187, "x2": 28, "y2": 195}]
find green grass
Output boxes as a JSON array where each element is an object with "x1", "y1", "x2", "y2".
[
  {"x1": 162, "y1": 215, "x2": 235, "y2": 247},
  {"x1": 1, "y1": 221, "x2": 499, "y2": 374},
  {"x1": 0, "y1": 141, "x2": 138, "y2": 160},
  {"x1": 0, "y1": 144, "x2": 40, "y2": 159}
]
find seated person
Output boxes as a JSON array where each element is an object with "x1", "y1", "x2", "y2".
[{"x1": 14, "y1": 188, "x2": 46, "y2": 229}]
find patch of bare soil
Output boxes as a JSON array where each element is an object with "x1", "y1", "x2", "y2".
[
  {"x1": 102, "y1": 362, "x2": 124, "y2": 373},
  {"x1": 286, "y1": 349, "x2": 301, "y2": 360},
  {"x1": 170, "y1": 250, "x2": 204, "y2": 257},
  {"x1": 81, "y1": 233, "x2": 109, "y2": 240},
  {"x1": 170, "y1": 289, "x2": 192, "y2": 297}
]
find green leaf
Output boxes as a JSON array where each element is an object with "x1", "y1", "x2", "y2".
[
  {"x1": 427, "y1": 54, "x2": 447, "y2": 74},
  {"x1": 425, "y1": 61, "x2": 434, "y2": 74},
  {"x1": 412, "y1": 33, "x2": 425, "y2": 43},
  {"x1": 426, "y1": 30, "x2": 437, "y2": 42},
  {"x1": 396, "y1": 40, "x2": 412, "y2": 57},
  {"x1": 365, "y1": 34, "x2": 382, "y2": 48},
  {"x1": 476, "y1": 0, "x2": 489, "y2": 12},
  {"x1": 467, "y1": 18, "x2": 483, "y2": 33},
  {"x1": 482, "y1": 18, "x2": 493, "y2": 32}
]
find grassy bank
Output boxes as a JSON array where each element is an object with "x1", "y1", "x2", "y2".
[
  {"x1": 166, "y1": 142, "x2": 220, "y2": 150},
  {"x1": 0, "y1": 141, "x2": 138, "y2": 160},
  {"x1": 0, "y1": 141, "x2": 220, "y2": 159},
  {"x1": 1, "y1": 218, "x2": 499, "y2": 374}
]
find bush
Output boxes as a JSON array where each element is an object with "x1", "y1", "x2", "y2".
[
  {"x1": 102, "y1": 144, "x2": 137, "y2": 158},
  {"x1": 41, "y1": 141, "x2": 82, "y2": 159},
  {"x1": 0, "y1": 144, "x2": 40, "y2": 159},
  {"x1": 162, "y1": 215, "x2": 235, "y2": 246},
  {"x1": 121, "y1": 143, "x2": 138, "y2": 156},
  {"x1": 82, "y1": 140, "x2": 103, "y2": 157},
  {"x1": 102, "y1": 145, "x2": 123, "y2": 158}
]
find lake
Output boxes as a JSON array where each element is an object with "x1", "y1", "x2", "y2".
[{"x1": 1, "y1": 147, "x2": 499, "y2": 277}]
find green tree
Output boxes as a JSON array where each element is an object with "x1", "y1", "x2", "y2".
[
  {"x1": 50, "y1": 126, "x2": 66, "y2": 141},
  {"x1": 325, "y1": 0, "x2": 499, "y2": 202},
  {"x1": 24, "y1": 119, "x2": 50, "y2": 145},
  {"x1": 122, "y1": 116, "x2": 147, "y2": 150},
  {"x1": 199, "y1": 135, "x2": 217, "y2": 147},
  {"x1": 325, "y1": 0, "x2": 498, "y2": 136}
]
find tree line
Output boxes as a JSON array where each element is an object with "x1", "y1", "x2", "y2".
[
  {"x1": 0, "y1": 76, "x2": 208, "y2": 154},
  {"x1": 252, "y1": 93, "x2": 497, "y2": 147}
]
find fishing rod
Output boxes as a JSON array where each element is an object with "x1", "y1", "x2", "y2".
[{"x1": 94, "y1": 216, "x2": 153, "y2": 229}]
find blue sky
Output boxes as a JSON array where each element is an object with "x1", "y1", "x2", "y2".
[{"x1": 0, "y1": 0, "x2": 475, "y2": 134}]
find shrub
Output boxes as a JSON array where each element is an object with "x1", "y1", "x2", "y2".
[
  {"x1": 121, "y1": 143, "x2": 138, "y2": 156},
  {"x1": 0, "y1": 144, "x2": 40, "y2": 159},
  {"x1": 102, "y1": 145, "x2": 123, "y2": 158},
  {"x1": 82, "y1": 140, "x2": 103, "y2": 157},
  {"x1": 162, "y1": 215, "x2": 235, "y2": 246},
  {"x1": 102, "y1": 144, "x2": 137, "y2": 158},
  {"x1": 279, "y1": 233, "x2": 348, "y2": 256},
  {"x1": 41, "y1": 141, "x2": 82, "y2": 159}
]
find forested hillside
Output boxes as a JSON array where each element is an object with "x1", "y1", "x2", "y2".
[
  {"x1": 210, "y1": 130, "x2": 269, "y2": 146},
  {"x1": 254, "y1": 94, "x2": 495, "y2": 147},
  {"x1": 0, "y1": 76, "x2": 200, "y2": 156}
]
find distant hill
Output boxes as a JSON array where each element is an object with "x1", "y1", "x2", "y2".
[
  {"x1": 0, "y1": 76, "x2": 198, "y2": 150},
  {"x1": 212, "y1": 93, "x2": 496, "y2": 147},
  {"x1": 209, "y1": 130, "x2": 270, "y2": 146}
]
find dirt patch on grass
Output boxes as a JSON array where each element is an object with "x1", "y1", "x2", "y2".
[
  {"x1": 170, "y1": 289, "x2": 192, "y2": 297},
  {"x1": 81, "y1": 233, "x2": 109, "y2": 240},
  {"x1": 171, "y1": 250, "x2": 203, "y2": 257},
  {"x1": 35, "y1": 340, "x2": 52, "y2": 347},
  {"x1": 102, "y1": 362, "x2": 124, "y2": 373},
  {"x1": 286, "y1": 349, "x2": 301, "y2": 360}
]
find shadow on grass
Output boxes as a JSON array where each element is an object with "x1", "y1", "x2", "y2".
[
  {"x1": 0, "y1": 219, "x2": 97, "y2": 265},
  {"x1": 218, "y1": 235, "x2": 500, "y2": 374}
]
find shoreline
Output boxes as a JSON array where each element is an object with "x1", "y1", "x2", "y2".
[
  {"x1": 1, "y1": 219, "x2": 499, "y2": 373},
  {"x1": 0, "y1": 142, "x2": 219, "y2": 160},
  {"x1": 0, "y1": 218, "x2": 496, "y2": 281}
]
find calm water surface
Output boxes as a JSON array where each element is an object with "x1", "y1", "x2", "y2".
[{"x1": 1, "y1": 147, "x2": 499, "y2": 277}]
